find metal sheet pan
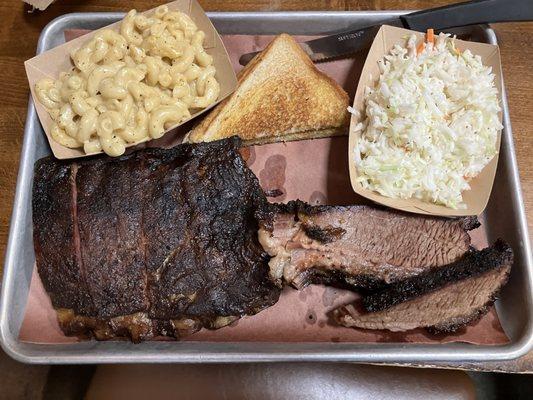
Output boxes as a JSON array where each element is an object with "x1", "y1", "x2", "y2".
[{"x1": 1, "y1": 11, "x2": 532, "y2": 364}]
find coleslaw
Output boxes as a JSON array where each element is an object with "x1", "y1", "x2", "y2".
[{"x1": 352, "y1": 31, "x2": 502, "y2": 209}]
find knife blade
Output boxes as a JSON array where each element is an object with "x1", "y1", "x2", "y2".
[
  {"x1": 239, "y1": 0, "x2": 533, "y2": 66},
  {"x1": 239, "y1": 19, "x2": 401, "y2": 66},
  {"x1": 301, "y1": 19, "x2": 403, "y2": 63}
]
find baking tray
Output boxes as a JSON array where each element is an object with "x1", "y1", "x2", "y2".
[{"x1": 1, "y1": 11, "x2": 532, "y2": 364}]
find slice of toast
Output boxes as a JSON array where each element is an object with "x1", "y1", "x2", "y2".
[{"x1": 187, "y1": 33, "x2": 349, "y2": 145}]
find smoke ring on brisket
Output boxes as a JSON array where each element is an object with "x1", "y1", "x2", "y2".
[{"x1": 258, "y1": 200, "x2": 479, "y2": 290}]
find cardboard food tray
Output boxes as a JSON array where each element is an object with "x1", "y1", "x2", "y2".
[
  {"x1": 349, "y1": 25, "x2": 502, "y2": 217},
  {"x1": 24, "y1": 0, "x2": 237, "y2": 159},
  {"x1": 1, "y1": 11, "x2": 532, "y2": 364}
]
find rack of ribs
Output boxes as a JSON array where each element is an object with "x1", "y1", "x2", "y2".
[{"x1": 33, "y1": 137, "x2": 280, "y2": 342}]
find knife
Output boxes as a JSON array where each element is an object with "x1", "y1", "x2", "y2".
[{"x1": 239, "y1": 0, "x2": 533, "y2": 65}]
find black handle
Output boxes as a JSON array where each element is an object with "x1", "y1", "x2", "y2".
[{"x1": 401, "y1": 0, "x2": 533, "y2": 32}]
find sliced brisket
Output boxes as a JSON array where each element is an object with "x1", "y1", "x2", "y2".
[
  {"x1": 259, "y1": 200, "x2": 478, "y2": 290},
  {"x1": 333, "y1": 241, "x2": 512, "y2": 333},
  {"x1": 33, "y1": 137, "x2": 280, "y2": 341},
  {"x1": 362, "y1": 239, "x2": 513, "y2": 312}
]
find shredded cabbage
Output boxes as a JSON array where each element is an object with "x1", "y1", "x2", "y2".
[{"x1": 352, "y1": 33, "x2": 501, "y2": 209}]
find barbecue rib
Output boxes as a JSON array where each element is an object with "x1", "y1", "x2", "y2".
[
  {"x1": 258, "y1": 201, "x2": 479, "y2": 290},
  {"x1": 333, "y1": 240, "x2": 512, "y2": 333},
  {"x1": 33, "y1": 137, "x2": 280, "y2": 342}
]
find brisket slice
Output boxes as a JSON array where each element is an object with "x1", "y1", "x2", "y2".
[
  {"x1": 362, "y1": 239, "x2": 513, "y2": 312},
  {"x1": 33, "y1": 137, "x2": 280, "y2": 342},
  {"x1": 333, "y1": 240, "x2": 512, "y2": 333},
  {"x1": 258, "y1": 200, "x2": 478, "y2": 290}
]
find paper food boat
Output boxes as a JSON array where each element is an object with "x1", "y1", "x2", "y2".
[
  {"x1": 348, "y1": 25, "x2": 503, "y2": 217},
  {"x1": 25, "y1": 0, "x2": 237, "y2": 159}
]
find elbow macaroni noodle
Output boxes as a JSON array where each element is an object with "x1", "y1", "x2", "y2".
[{"x1": 35, "y1": 6, "x2": 220, "y2": 156}]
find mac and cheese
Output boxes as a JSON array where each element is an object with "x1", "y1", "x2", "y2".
[{"x1": 35, "y1": 6, "x2": 220, "y2": 156}]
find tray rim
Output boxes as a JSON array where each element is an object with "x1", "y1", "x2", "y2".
[{"x1": 1, "y1": 10, "x2": 532, "y2": 364}]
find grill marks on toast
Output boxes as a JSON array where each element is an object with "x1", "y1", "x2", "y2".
[{"x1": 187, "y1": 34, "x2": 350, "y2": 145}]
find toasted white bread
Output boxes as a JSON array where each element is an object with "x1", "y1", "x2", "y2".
[{"x1": 187, "y1": 33, "x2": 349, "y2": 145}]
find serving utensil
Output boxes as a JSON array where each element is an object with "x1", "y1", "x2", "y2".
[{"x1": 239, "y1": 0, "x2": 533, "y2": 65}]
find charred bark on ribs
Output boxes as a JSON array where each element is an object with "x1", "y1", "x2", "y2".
[{"x1": 33, "y1": 137, "x2": 280, "y2": 342}]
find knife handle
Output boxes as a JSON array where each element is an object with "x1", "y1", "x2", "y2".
[{"x1": 401, "y1": 0, "x2": 533, "y2": 32}]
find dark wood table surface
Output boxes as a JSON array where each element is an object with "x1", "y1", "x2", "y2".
[{"x1": 0, "y1": 0, "x2": 531, "y2": 372}]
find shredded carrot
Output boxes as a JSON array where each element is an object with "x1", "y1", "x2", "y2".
[
  {"x1": 426, "y1": 28, "x2": 435, "y2": 44},
  {"x1": 417, "y1": 29, "x2": 435, "y2": 55}
]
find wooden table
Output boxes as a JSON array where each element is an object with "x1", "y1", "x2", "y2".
[{"x1": 0, "y1": 0, "x2": 531, "y2": 372}]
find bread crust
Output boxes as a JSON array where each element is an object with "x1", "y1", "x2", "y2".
[{"x1": 188, "y1": 33, "x2": 349, "y2": 144}]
